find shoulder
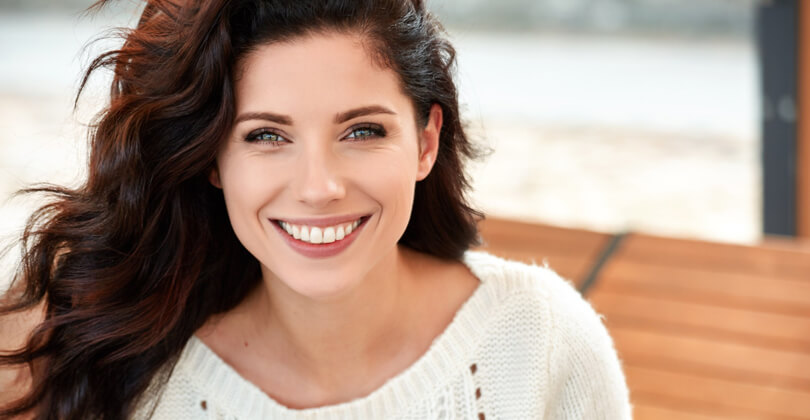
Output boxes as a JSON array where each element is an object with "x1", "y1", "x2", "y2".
[
  {"x1": 460, "y1": 250, "x2": 609, "y2": 365},
  {"x1": 462, "y1": 251, "x2": 619, "y2": 361},
  {"x1": 463, "y1": 251, "x2": 632, "y2": 418},
  {"x1": 462, "y1": 251, "x2": 607, "y2": 344},
  {"x1": 462, "y1": 250, "x2": 584, "y2": 310}
]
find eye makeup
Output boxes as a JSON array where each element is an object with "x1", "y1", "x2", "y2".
[
  {"x1": 241, "y1": 122, "x2": 389, "y2": 146},
  {"x1": 343, "y1": 123, "x2": 387, "y2": 141}
]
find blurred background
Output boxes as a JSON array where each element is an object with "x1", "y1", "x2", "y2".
[
  {"x1": 3, "y1": 2, "x2": 810, "y2": 420},
  {"x1": 433, "y1": 0, "x2": 761, "y2": 245},
  {"x1": 0, "y1": 0, "x2": 763, "y2": 255}
]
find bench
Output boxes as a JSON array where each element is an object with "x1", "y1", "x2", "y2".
[{"x1": 475, "y1": 217, "x2": 810, "y2": 420}]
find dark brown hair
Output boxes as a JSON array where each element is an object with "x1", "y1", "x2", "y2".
[{"x1": 0, "y1": 0, "x2": 483, "y2": 418}]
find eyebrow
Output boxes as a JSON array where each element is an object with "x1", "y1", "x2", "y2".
[
  {"x1": 333, "y1": 105, "x2": 396, "y2": 124},
  {"x1": 233, "y1": 105, "x2": 396, "y2": 126}
]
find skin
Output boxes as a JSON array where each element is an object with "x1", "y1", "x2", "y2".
[
  {"x1": 198, "y1": 32, "x2": 479, "y2": 409},
  {"x1": 0, "y1": 294, "x2": 42, "y2": 418}
]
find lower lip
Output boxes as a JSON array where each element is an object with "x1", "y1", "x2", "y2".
[{"x1": 271, "y1": 217, "x2": 368, "y2": 259}]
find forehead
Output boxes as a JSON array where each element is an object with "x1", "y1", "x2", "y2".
[{"x1": 233, "y1": 33, "x2": 411, "y2": 120}]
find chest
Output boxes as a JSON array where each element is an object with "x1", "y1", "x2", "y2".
[{"x1": 150, "y1": 351, "x2": 550, "y2": 420}]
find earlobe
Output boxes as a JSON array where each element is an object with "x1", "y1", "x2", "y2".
[
  {"x1": 209, "y1": 167, "x2": 222, "y2": 189},
  {"x1": 416, "y1": 104, "x2": 443, "y2": 181}
]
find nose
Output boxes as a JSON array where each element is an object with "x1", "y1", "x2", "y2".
[{"x1": 291, "y1": 144, "x2": 346, "y2": 208}]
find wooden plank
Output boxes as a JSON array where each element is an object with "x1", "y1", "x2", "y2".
[
  {"x1": 470, "y1": 249, "x2": 588, "y2": 283},
  {"x1": 613, "y1": 233, "x2": 810, "y2": 281},
  {"x1": 477, "y1": 217, "x2": 610, "y2": 258},
  {"x1": 604, "y1": 322, "x2": 810, "y2": 390},
  {"x1": 475, "y1": 217, "x2": 611, "y2": 287},
  {"x1": 478, "y1": 217, "x2": 611, "y2": 249},
  {"x1": 625, "y1": 365, "x2": 810, "y2": 419},
  {"x1": 761, "y1": 234, "x2": 810, "y2": 251},
  {"x1": 588, "y1": 290, "x2": 810, "y2": 352},
  {"x1": 632, "y1": 401, "x2": 740, "y2": 420},
  {"x1": 595, "y1": 259, "x2": 810, "y2": 316},
  {"x1": 473, "y1": 217, "x2": 810, "y2": 418}
]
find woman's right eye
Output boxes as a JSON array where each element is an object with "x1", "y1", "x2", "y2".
[{"x1": 245, "y1": 129, "x2": 288, "y2": 145}]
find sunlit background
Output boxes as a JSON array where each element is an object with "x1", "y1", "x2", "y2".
[{"x1": 0, "y1": 0, "x2": 760, "y2": 280}]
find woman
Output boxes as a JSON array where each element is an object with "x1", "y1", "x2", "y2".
[{"x1": 0, "y1": 0, "x2": 632, "y2": 418}]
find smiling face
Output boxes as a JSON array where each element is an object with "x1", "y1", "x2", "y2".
[{"x1": 212, "y1": 32, "x2": 441, "y2": 299}]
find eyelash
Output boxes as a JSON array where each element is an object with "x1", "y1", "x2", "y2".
[{"x1": 244, "y1": 124, "x2": 387, "y2": 145}]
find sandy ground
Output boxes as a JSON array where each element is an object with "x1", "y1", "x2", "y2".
[{"x1": 466, "y1": 120, "x2": 759, "y2": 241}]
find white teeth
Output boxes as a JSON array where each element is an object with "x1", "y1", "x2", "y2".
[
  {"x1": 278, "y1": 218, "x2": 364, "y2": 244},
  {"x1": 323, "y1": 227, "x2": 336, "y2": 243},
  {"x1": 310, "y1": 227, "x2": 323, "y2": 244}
]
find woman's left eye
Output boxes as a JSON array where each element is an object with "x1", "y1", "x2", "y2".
[
  {"x1": 344, "y1": 124, "x2": 386, "y2": 141},
  {"x1": 244, "y1": 128, "x2": 288, "y2": 145}
]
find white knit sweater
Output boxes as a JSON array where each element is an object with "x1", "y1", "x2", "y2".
[{"x1": 135, "y1": 251, "x2": 633, "y2": 419}]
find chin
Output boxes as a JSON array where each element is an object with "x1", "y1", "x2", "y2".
[{"x1": 267, "y1": 265, "x2": 368, "y2": 301}]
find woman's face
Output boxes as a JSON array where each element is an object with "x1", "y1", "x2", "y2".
[{"x1": 213, "y1": 33, "x2": 441, "y2": 299}]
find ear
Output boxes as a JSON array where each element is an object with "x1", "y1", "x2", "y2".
[
  {"x1": 209, "y1": 166, "x2": 222, "y2": 189},
  {"x1": 416, "y1": 103, "x2": 442, "y2": 181}
]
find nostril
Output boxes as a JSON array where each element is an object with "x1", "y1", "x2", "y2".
[{"x1": 293, "y1": 177, "x2": 347, "y2": 206}]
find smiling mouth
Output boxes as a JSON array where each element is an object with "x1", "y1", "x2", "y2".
[{"x1": 273, "y1": 216, "x2": 370, "y2": 245}]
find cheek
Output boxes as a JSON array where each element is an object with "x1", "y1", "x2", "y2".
[
  {"x1": 218, "y1": 155, "x2": 281, "y2": 236},
  {"x1": 359, "y1": 148, "x2": 420, "y2": 225}
]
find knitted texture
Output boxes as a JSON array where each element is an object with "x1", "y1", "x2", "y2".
[{"x1": 134, "y1": 251, "x2": 632, "y2": 419}]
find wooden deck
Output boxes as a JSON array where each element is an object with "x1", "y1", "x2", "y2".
[{"x1": 474, "y1": 217, "x2": 810, "y2": 420}]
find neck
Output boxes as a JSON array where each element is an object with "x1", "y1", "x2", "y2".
[{"x1": 251, "y1": 246, "x2": 418, "y2": 386}]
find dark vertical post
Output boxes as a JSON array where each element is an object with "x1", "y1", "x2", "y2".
[
  {"x1": 758, "y1": 0, "x2": 798, "y2": 236},
  {"x1": 799, "y1": 1, "x2": 810, "y2": 238}
]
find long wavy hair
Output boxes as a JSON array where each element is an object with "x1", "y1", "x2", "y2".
[{"x1": 0, "y1": 0, "x2": 483, "y2": 418}]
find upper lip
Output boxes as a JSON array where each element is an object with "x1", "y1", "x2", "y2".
[{"x1": 273, "y1": 213, "x2": 369, "y2": 228}]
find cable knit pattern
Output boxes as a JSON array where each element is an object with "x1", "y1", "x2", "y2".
[{"x1": 134, "y1": 251, "x2": 632, "y2": 419}]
